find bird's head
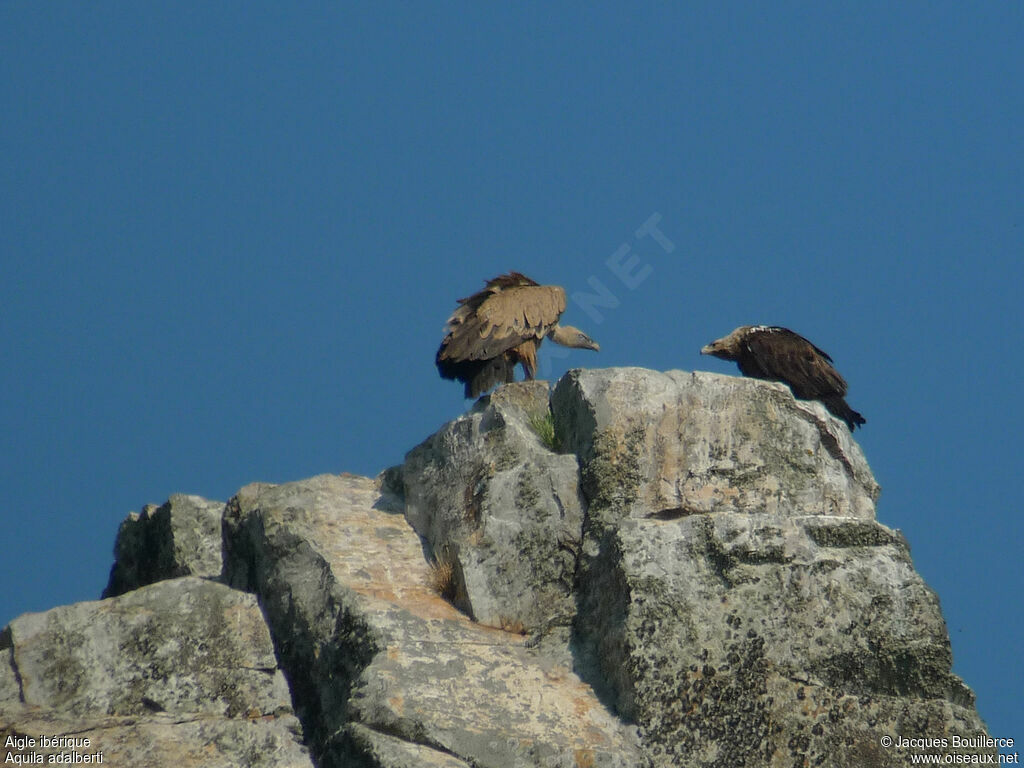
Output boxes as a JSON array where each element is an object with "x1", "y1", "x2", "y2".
[
  {"x1": 548, "y1": 325, "x2": 600, "y2": 352},
  {"x1": 700, "y1": 326, "x2": 751, "y2": 360}
]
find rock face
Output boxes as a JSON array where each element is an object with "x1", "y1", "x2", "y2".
[
  {"x1": 553, "y1": 367, "x2": 878, "y2": 521},
  {"x1": 1, "y1": 578, "x2": 311, "y2": 767},
  {"x1": 103, "y1": 493, "x2": 225, "y2": 598},
  {"x1": 553, "y1": 369, "x2": 986, "y2": 768},
  {"x1": 0, "y1": 368, "x2": 994, "y2": 768},
  {"x1": 402, "y1": 381, "x2": 585, "y2": 633},
  {"x1": 222, "y1": 472, "x2": 642, "y2": 767}
]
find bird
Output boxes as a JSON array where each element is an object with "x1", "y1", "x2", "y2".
[
  {"x1": 701, "y1": 325, "x2": 865, "y2": 430},
  {"x1": 436, "y1": 272, "x2": 600, "y2": 398}
]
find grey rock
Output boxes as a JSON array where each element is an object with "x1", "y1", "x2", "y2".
[
  {"x1": 2, "y1": 366, "x2": 994, "y2": 768},
  {"x1": 402, "y1": 381, "x2": 585, "y2": 633},
  {"x1": 222, "y1": 472, "x2": 646, "y2": 768},
  {"x1": 1, "y1": 710, "x2": 312, "y2": 768},
  {"x1": 0, "y1": 577, "x2": 311, "y2": 767},
  {"x1": 552, "y1": 367, "x2": 991, "y2": 767},
  {"x1": 341, "y1": 722, "x2": 474, "y2": 767},
  {"x1": 103, "y1": 493, "x2": 225, "y2": 597},
  {"x1": 553, "y1": 367, "x2": 879, "y2": 521}
]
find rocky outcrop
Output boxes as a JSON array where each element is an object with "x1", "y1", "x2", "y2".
[
  {"x1": 402, "y1": 381, "x2": 584, "y2": 633},
  {"x1": 222, "y1": 471, "x2": 642, "y2": 767},
  {"x1": 103, "y1": 493, "x2": 225, "y2": 598},
  {"x1": 1, "y1": 578, "x2": 311, "y2": 766},
  {"x1": 553, "y1": 369, "x2": 985, "y2": 768},
  {"x1": 553, "y1": 367, "x2": 878, "y2": 521},
  {"x1": 0, "y1": 368, "x2": 994, "y2": 768}
]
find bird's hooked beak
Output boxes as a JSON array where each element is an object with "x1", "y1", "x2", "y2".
[
  {"x1": 548, "y1": 325, "x2": 600, "y2": 352},
  {"x1": 574, "y1": 331, "x2": 599, "y2": 352},
  {"x1": 701, "y1": 338, "x2": 730, "y2": 358}
]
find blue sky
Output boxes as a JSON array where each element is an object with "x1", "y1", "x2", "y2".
[{"x1": 2, "y1": 3, "x2": 1021, "y2": 740}]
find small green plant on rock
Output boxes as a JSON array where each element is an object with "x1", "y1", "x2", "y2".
[{"x1": 527, "y1": 410, "x2": 560, "y2": 452}]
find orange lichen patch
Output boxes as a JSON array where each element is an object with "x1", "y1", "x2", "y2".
[
  {"x1": 581, "y1": 725, "x2": 614, "y2": 746},
  {"x1": 497, "y1": 616, "x2": 527, "y2": 634},
  {"x1": 573, "y1": 748, "x2": 596, "y2": 767},
  {"x1": 387, "y1": 695, "x2": 405, "y2": 715},
  {"x1": 573, "y1": 693, "x2": 593, "y2": 717}
]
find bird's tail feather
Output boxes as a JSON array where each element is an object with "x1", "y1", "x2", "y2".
[{"x1": 822, "y1": 396, "x2": 866, "y2": 431}]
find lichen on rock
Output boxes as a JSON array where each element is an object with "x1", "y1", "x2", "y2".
[{"x1": 1, "y1": 366, "x2": 993, "y2": 768}]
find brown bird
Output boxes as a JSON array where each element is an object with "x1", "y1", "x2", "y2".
[
  {"x1": 701, "y1": 325, "x2": 865, "y2": 430},
  {"x1": 436, "y1": 272, "x2": 600, "y2": 398}
]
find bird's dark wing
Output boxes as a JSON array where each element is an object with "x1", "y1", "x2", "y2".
[{"x1": 743, "y1": 328, "x2": 848, "y2": 400}]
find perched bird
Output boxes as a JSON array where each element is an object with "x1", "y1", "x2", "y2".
[
  {"x1": 436, "y1": 272, "x2": 600, "y2": 398},
  {"x1": 701, "y1": 325, "x2": 865, "y2": 430}
]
